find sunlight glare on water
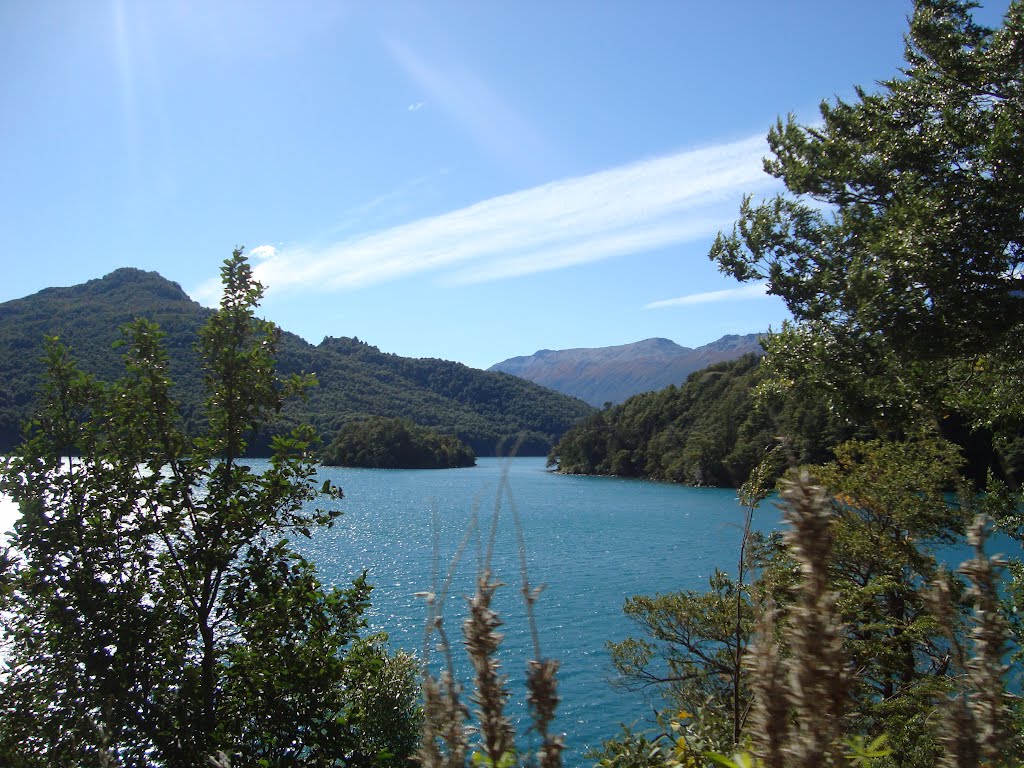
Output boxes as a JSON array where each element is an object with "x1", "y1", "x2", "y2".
[{"x1": 296, "y1": 456, "x2": 763, "y2": 763}]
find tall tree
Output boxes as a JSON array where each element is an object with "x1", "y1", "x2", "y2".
[
  {"x1": 701, "y1": 0, "x2": 1024, "y2": 762},
  {"x1": 0, "y1": 250, "x2": 419, "y2": 767},
  {"x1": 711, "y1": 0, "x2": 1024, "y2": 443},
  {"x1": 598, "y1": 3, "x2": 1024, "y2": 763}
]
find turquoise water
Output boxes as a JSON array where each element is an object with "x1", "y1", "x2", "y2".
[
  {"x1": 294, "y1": 456, "x2": 769, "y2": 764},
  {"x1": 1, "y1": 456, "x2": 1011, "y2": 763}
]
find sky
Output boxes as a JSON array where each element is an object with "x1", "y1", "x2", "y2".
[{"x1": 0, "y1": 1, "x2": 1012, "y2": 370}]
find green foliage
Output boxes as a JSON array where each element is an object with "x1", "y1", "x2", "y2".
[
  {"x1": 800, "y1": 437, "x2": 968, "y2": 765},
  {"x1": 337, "y1": 641, "x2": 424, "y2": 767},
  {"x1": 697, "y1": 1, "x2": 1024, "y2": 753},
  {"x1": 0, "y1": 268, "x2": 210, "y2": 450},
  {"x1": 322, "y1": 415, "x2": 476, "y2": 469},
  {"x1": 590, "y1": 717, "x2": 705, "y2": 768},
  {"x1": 469, "y1": 749, "x2": 516, "y2": 768},
  {"x1": 548, "y1": 355, "x2": 860, "y2": 487},
  {"x1": 604, "y1": 434, "x2": 1000, "y2": 767},
  {"x1": 607, "y1": 514, "x2": 789, "y2": 756},
  {"x1": 703, "y1": 735, "x2": 893, "y2": 768},
  {"x1": 0, "y1": 250, "x2": 420, "y2": 767},
  {"x1": 608, "y1": 571, "x2": 756, "y2": 751},
  {"x1": 709, "y1": 0, "x2": 1024, "y2": 439},
  {"x1": 701, "y1": 0, "x2": 1024, "y2": 754},
  {"x1": 0, "y1": 272, "x2": 593, "y2": 457},
  {"x1": 283, "y1": 337, "x2": 592, "y2": 457}
]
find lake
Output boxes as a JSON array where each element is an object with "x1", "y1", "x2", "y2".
[
  {"x1": 2, "y1": 456, "x2": 1003, "y2": 764},
  {"x1": 294, "y1": 456, "x2": 768, "y2": 764}
]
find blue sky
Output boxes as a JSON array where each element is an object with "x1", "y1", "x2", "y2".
[{"x1": 0, "y1": 1, "x2": 1011, "y2": 369}]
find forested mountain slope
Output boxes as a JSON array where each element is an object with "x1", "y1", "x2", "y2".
[
  {"x1": 489, "y1": 334, "x2": 763, "y2": 406},
  {"x1": 0, "y1": 268, "x2": 593, "y2": 454},
  {"x1": 547, "y1": 354, "x2": 863, "y2": 487}
]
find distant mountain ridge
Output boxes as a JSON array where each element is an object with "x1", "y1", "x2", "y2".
[
  {"x1": 0, "y1": 268, "x2": 593, "y2": 455},
  {"x1": 489, "y1": 334, "x2": 764, "y2": 406}
]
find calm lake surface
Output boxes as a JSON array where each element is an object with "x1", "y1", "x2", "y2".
[
  {"x1": 294, "y1": 456, "x2": 771, "y2": 764},
  {"x1": 1, "y1": 456, "x2": 1008, "y2": 764}
]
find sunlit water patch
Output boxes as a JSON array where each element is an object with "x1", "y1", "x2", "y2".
[{"x1": 295, "y1": 456, "x2": 764, "y2": 763}]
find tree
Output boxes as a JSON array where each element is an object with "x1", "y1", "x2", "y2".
[
  {"x1": 710, "y1": 0, "x2": 1024, "y2": 445},
  {"x1": 700, "y1": 3, "x2": 1024, "y2": 759},
  {"x1": 807, "y1": 437, "x2": 970, "y2": 765},
  {"x1": 607, "y1": 463, "x2": 787, "y2": 754},
  {"x1": 599, "y1": 2, "x2": 1024, "y2": 764},
  {"x1": 607, "y1": 570, "x2": 757, "y2": 750},
  {"x1": 0, "y1": 250, "x2": 420, "y2": 767},
  {"x1": 601, "y1": 437, "x2": 984, "y2": 766}
]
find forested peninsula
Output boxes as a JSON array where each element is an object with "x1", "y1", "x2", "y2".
[{"x1": 547, "y1": 354, "x2": 859, "y2": 486}]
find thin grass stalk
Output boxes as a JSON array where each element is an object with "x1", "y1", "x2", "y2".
[
  {"x1": 926, "y1": 566, "x2": 976, "y2": 768},
  {"x1": 418, "y1": 445, "x2": 562, "y2": 768},
  {"x1": 732, "y1": 503, "x2": 754, "y2": 746},
  {"x1": 939, "y1": 515, "x2": 1014, "y2": 767},
  {"x1": 778, "y1": 470, "x2": 848, "y2": 768},
  {"x1": 926, "y1": 566, "x2": 967, "y2": 675},
  {"x1": 417, "y1": 675, "x2": 446, "y2": 768},
  {"x1": 504, "y1": 471, "x2": 563, "y2": 768},
  {"x1": 464, "y1": 570, "x2": 514, "y2": 765},
  {"x1": 525, "y1": 658, "x2": 563, "y2": 768},
  {"x1": 963, "y1": 516, "x2": 1012, "y2": 761},
  {"x1": 418, "y1": 670, "x2": 470, "y2": 768},
  {"x1": 744, "y1": 599, "x2": 789, "y2": 768},
  {"x1": 417, "y1": 503, "x2": 473, "y2": 767}
]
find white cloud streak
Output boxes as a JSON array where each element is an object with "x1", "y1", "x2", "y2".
[
  {"x1": 644, "y1": 281, "x2": 770, "y2": 309},
  {"x1": 249, "y1": 244, "x2": 277, "y2": 261},
  {"x1": 249, "y1": 133, "x2": 776, "y2": 295},
  {"x1": 386, "y1": 37, "x2": 551, "y2": 172}
]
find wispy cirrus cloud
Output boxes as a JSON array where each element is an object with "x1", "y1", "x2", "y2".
[
  {"x1": 249, "y1": 244, "x2": 278, "y2": 261},
  {"x1": 644, "y1": 281, "x2": 770, "y2": 310},
  {"x1": 385, "y1": 36, "x2": 552, "y2": 172},
  {"x1": 246, "y1": 133, "x2": 776, "y2": 297}
]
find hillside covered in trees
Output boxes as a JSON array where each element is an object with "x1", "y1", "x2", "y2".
[
  {"x1": 548, "y1": 351, "x2": 1023, "y2": 489},
  {"x1": 547, "y1": 354, "x2": 864, "y2": 487},
  {"x1": 0, "y1": 268, "x2": 593, "y2": 455}
]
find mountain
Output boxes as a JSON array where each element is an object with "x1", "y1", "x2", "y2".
[
  {"x1": 0, "y1": 268, "x2": 593, "y2": 455},
  {"x1": 488, "y1": 334, "x2": 764, "y2": 406}
]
